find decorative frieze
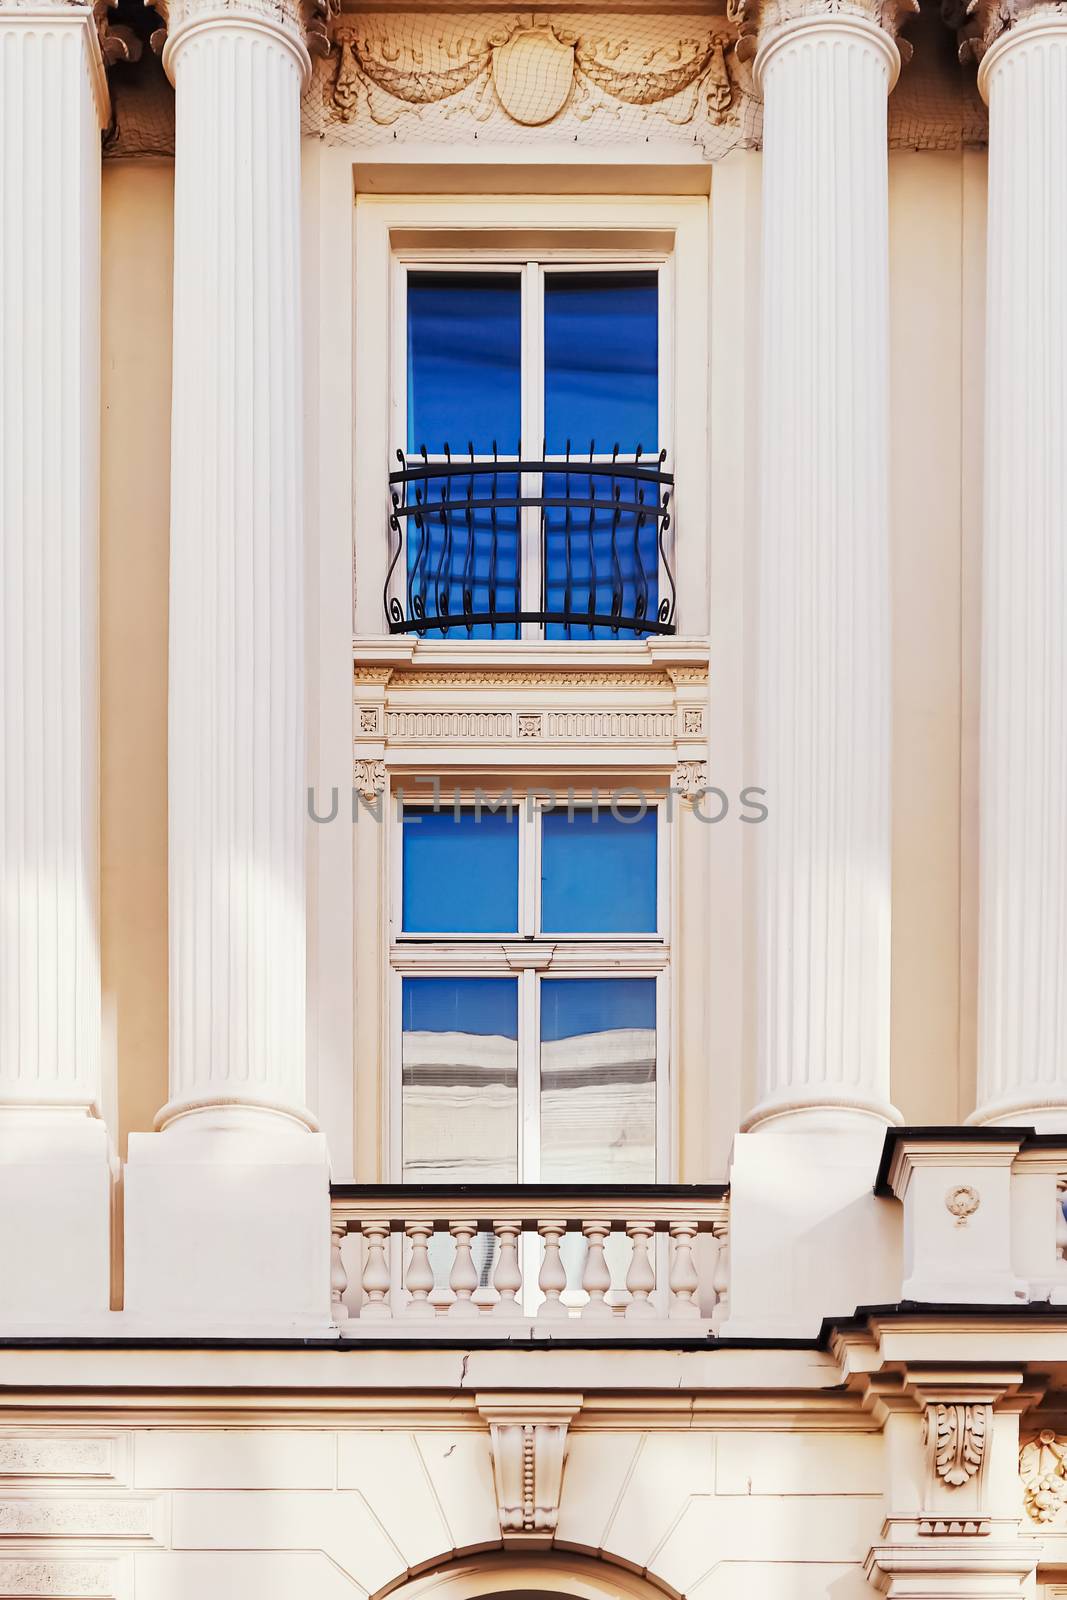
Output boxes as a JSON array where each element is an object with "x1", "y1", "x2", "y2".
[{"x1": 324, "y1": 18, "x2": 746, "y2": 133}]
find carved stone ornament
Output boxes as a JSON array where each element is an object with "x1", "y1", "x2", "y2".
[
  {"x1": 354, "y1": 758, "x2": 387, "y2": 801},
  {"x1": 673, "y1": 759, "x2": 709, "y2": 797},
  {"x1": 1020, "y1": 1430, "x2": 1067, "y2": 1524},
  {"x1": 150, "y1": 0, "x2": 339, "y2": 60},
  {"x1": 925, "y1": 1402, "x2": 989, "y2": 1488},
  {"x1": 328, "y1": 19, "x2": 745, "y2": 132},
  {"x1": 476, "y1": 1394, "x2": 581, "y2": 1547},
  {"x1": 945, "y1": 0, "x2": 1067, "y2": 65},
  {"x1": 730, "y1": 0, "x2": 920, "y2": 65},
  {"x1": 945, "y1": 1184, "x2": 981, "y2": 1224}
]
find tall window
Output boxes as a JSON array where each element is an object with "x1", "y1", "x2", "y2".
[
  {"x1": 391, "y1": 260, "x2": 671, "y2": 640},
  {"x1": 392, "y1": 799, "x2": 668, "y2": 1183}
]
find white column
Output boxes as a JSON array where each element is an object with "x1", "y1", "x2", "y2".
[
  {"x1": 972, "y1": 5, "x2": 1067, "y2": 1130},
  {"x1": 160, "y1": 0, "x2": 312, "y2": 1134},
  {"x1": 0, "y1": 1, "x2": 112, "y2": 1318},
  {"x1": 124, "y1": 0, "x2": 331, "y2": 1328},
  {"x1": 745, "y1": 0, "x2": 907, "y2": 1132}
]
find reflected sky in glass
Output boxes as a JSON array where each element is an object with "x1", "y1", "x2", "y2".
[
  {"x1": 407, "y1": 272, "x2": 521, "y2": 455},
  {"x1": 540, "y1": 977, "x2": 656, "y2": 1183},
  {"x1": 403, "y1": 809, "x2": 519, "y2": 934},
  {"x1": 541, "y1": 808, "x2": 657, "y2": 934},
  {"x1": 402, "y1": 976, "x2": 518, "y2": 1182},
  {"x1": 544, "y1": 272, "x2": 659, "y2": 455}
]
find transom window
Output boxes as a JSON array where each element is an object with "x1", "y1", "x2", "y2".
[
  {"x1": 387, "y1": 260, "x2": 675, "y2": 640},
  {"x1": 391, "y1": 799, "x2": 669, "y2": 1184}
]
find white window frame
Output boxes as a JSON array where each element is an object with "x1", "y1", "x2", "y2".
[
  {"x1": 389, "y1": 251, "x2": 675, "y2": 640},
  {"x1": 387, "y1": 791, "x2": 671, "y2": 1183}
]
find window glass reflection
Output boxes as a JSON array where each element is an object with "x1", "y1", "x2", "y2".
[
  {"x1": 403, "y1": 809, "x2": 519, "y2": 934},
  {"x1": 541, "y1": 808, "x2": 657, "y2": 934},
  {"x1": 401, "y1": 977, "x2": 518, "y2": 1182},
  {"x1": 544, "y1": 271, "x2": 659, "y2": 456},
  {"x1": 539, "y1": 977, "x2": 656, "y2": 1182},
  {"x1": 407, "y1": 272, "x2": 522, "y2": 454}
]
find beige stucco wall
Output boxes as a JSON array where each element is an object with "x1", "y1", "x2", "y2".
[
  {"x1": 100, "y1": 159, "x2": 173, "y2": 1157},
  {"x1": 101, "y1": 144, "x2": 990, "y2": 1171}
]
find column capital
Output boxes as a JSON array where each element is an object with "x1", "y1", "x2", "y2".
[
  {"x1": 0, "y1": 0, "x2": 131, "y2": 125},
  {"x1": 734, "y1": 0, "x2": 918, "y2": 74},
  {"x1": 947, "y1": 0, "x2": 1067, "y2": 75},
  {"x1": 156, "y1": 0, "x2": 336, "y2": 83}
]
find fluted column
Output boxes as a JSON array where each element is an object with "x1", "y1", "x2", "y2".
[
  {"x1": 745, "y1": 0, "x2": 910, "y2": 1131},
  {"x1": 0, "y1": 0, "x2": 112, "y2": 1318},
  {"x1": 971, "y1": 2, "x2": 1067, "y2": 1129},
  {"x1": 159, "y1": 0, "x2": 313, "y2": 1133}
]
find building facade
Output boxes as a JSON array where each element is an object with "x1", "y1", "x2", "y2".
[{"x1": 2, "y1": 0, "x2": 1067, "y2": 1594}]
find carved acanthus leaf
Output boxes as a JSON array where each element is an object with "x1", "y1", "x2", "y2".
[
  {"x1": 925, "y1": 1402, "x2": 989, "y2": 1488},
  {"x1": 731, "y1": 0, "x2": 919, "y2": 64},
  {"x1": 946, "y1": 0, "x2": 1067, "y2": 64}
]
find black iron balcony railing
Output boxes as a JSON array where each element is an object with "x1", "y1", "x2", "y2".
[{"x1": 385, "y1": 443, "x2": 676, "y2": 640}]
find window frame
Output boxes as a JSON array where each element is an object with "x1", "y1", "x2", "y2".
[
  {"x1": 388, "y1": 790, "x2": 672, "y2": 1182},
  {"x1": 389, "y1": 250, "x2": 675, "y2": 641}
]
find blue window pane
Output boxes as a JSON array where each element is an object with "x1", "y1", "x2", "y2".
[
  {"x1": 402, "y1": 976, "x2": 518, "y2": 1182},
  {"x1": 542, "y1": 470, "x2": 659, "y2": 641},
  {"x1": 406, "y1": 468, "x2": 520, "y2": 641},
  {"x1": 403, "y1": 809, "x2": 519, "y2": 933},
  {"x1": 544, "y1": 272, "x2": 659, "y2": 457},
  {"x1": 541, "y1": 808, "x2": 657, "y2": 934},
  {"x1": 407, "y1": 273, "x2": 521, "y2": 455},
  {"x1": 540, "y1": 977, "x2": 656, "y2": 1182}
]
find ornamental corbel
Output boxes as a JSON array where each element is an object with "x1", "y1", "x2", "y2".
[
  {"x1": 925, "y1": 1401, "x2": 990, "y2": 1489},
  {"x1": 476, "y1": 1393, "x2": 581, "y2": 1548}
]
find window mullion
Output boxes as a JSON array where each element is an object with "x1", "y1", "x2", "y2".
[
  {"x1": 519, "y1": 967, "x2": 541, "y2": 1181},
  {"x1": 520, "y1": 261, "x2": 544, "y2": 640}
]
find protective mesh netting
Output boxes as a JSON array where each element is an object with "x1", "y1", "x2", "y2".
[{"x1": 102, "y1": 3, "x2": 989, "y2": 161}]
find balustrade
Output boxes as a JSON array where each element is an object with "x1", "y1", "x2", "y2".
[{"x1": 330, "y1": 1185, "x2": 729, "y2": 1333}]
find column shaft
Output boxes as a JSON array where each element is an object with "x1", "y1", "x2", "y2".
[
  {"x1": 749, "y1": 14, "x2": 900, "y2": 1130},
  {"x1": 162, "y1": 12, "x2": 310, "y2": 1130},
  {"x1": 0, "y1": 7, "x2": 106, "y2": 1112},
  {"x1": 975, "y1": 13, "x2": 1067, "y2": 1128}
]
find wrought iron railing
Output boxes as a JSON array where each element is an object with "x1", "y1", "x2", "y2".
[{"x1": 385, "y1": 443, "x2": 676, "y2": 639}]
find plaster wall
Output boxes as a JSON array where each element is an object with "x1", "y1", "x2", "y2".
[{"x1": 98, "y1": 142, "x2": 990, "y2": 1179}]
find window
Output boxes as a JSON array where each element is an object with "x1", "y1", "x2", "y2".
[
  {"x1": 392, "y1": 799, "x2": 668, "y2": 1183},
  {"x1": 389, "y1": 259, "x2": 674, "y2": 640}
]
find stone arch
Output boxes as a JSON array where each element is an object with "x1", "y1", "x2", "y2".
[{"x1": 377, "y1": 1551, "x2": 681, "y2": 1600}]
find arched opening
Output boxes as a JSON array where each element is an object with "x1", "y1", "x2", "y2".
[{"x1": 378, "y1": 1552, "x2": 680, "y2": 1600}]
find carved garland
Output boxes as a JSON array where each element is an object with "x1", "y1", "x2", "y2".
[
  {"x1": 329, "y1": 21, "x2": 746, "y2": 130},
  {"x1": 1020, "y1": 1430, "x2": 1067, "y2": 1524}
]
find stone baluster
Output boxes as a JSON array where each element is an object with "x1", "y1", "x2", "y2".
[
  {"x1": 581, "y1": 1220, "x2": 614, "y2": 1320},
  {"x1": 537, "y1": 1220, "x2": 569, "y2": 1320},
  {"x1": 491, "y1": 1220, "x2": 523, "y2": 1318},
  {"x1": 668, "y1": 1222, "x2": 700, "y2": 1319},
  {"x1": 330, "y1": 1223, "x2": 349, "y2": 1325},
  {"x1": 448, "y1": 1221, "x2": 479, "y2": 1319},
  {"x1": 625, "y1": 1222, "x2": 657, "y2": 1318},
  {"x1": 359, "y1": 1222, "x2": 392, "y2": 1319},
  {"x1": 404, "y1": 1221, "x2": 436, "y2": 1319},
  {"x1": 711, "y1": 1232, "x2": 730, "y2": 1323}
]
